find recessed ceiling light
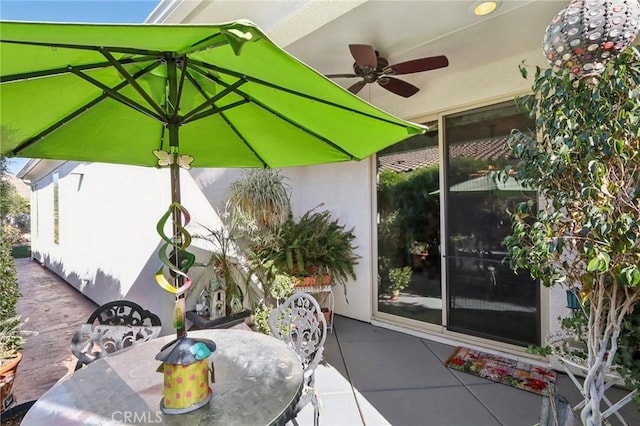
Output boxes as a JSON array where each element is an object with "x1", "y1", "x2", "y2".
[{"x1": 472, "y1": 1, "x2": 502, "y2": 16}]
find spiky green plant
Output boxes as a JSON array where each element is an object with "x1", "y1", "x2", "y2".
[{"x1": 226, "y1": 169, "x2": 291, "y2": 233}]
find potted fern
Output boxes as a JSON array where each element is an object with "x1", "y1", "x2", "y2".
[{"x1": 256, "y1": 207, "x2": 360, "y2": 299}]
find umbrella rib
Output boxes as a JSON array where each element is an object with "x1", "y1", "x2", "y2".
[
  {"x1": 218, "y1": 112, "x2": 268, "y2": 168},
  {"x1": 186, "y1": 63, "x2": 356, "y2": 158},
  {"x1": 0, "y1": 55, "x2": 161, "y2": 83},
  {"x1": 100, "y1": 49, "x2": 166, "y2": 118},
  {"x1": 181, "y1": 76, "x2": 247, "y2": 123},
  {"x1": 11, "y1": 90, "x2": 114, "y2": 156},
  {"x1": 11, "y1": 64, "x2": 159, "y2": 156},
  {"x1": 250, "y1": 96, "x2": 355, "y2": 159},
  {"x1": 189, "y1": 59, "x2": 411, "y2": 129},
  {"x1": 186, "y1": 100, "x2": 250, "y2": 123},
  {"x1": 203, "y1": 74, "x2": 356, "y2": 158},
  {"x1": 69, "y1": 63, "x2": 166, "y2": 122}
]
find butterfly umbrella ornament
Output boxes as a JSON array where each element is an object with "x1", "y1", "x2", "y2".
[
  {"x1": 0, "y1": 20, "x2": 425, "y2": 338},
  {"x1": 153, "y1": 150, "x2": 195, "y2": 170}
]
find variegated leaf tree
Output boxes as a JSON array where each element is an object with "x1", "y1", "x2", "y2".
[{"x1": 504, "y1": 46, "x2": 640, "y2": 426}]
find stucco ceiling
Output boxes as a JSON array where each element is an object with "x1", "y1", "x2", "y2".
[{"x1": 147, "y1": 1, "x2": 589, "y2": 103}]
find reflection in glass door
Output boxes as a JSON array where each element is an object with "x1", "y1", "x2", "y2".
[
  {"x1": 444, "y1": 101, "x2": 540, "y2": 347},
  {"x1": 376, "y1": 121, "x2": 442, "y2": 325}
]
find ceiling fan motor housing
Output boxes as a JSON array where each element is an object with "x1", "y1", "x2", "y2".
[{"x1": 353, "y1": 52, "x2": 389, "y2": 82}]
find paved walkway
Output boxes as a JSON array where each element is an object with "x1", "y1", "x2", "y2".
[{"x1": 13, "y1": 258, "x2": 98, "y2": 403}]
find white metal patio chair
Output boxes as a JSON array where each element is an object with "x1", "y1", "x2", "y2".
[{"x1": 269, "y1": 292, "x2": 327, "y2": 426}]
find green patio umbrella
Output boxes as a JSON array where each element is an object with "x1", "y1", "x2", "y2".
[{"x1": 0, "y1": 20, "x2": 425, "y2": 337}]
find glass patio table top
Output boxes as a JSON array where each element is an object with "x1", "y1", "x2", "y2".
[{"x1": 22, "y1": 329, "x2": 303, "y2": 425}]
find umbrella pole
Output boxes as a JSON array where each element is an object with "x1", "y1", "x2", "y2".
[
  {"x1": 168, "y1": 56, "x2": 187, "y2": 339},
  {"x1": 170, "y1": 161, "x2": 187, "y2": 339}
]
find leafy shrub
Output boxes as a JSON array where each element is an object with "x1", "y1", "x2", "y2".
[
  {"x1": 0, "y1": 237, "x2": 23, "y2": 361},
  {"x1": 388, "y1": 266, "x2": 413, "y2": 292},
  {"x1": 1, "y1": 224, "x2": 22, "y2": 246}
]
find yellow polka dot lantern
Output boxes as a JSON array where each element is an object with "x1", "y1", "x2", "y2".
[
  {"x1": 543, "y1": 0, "x2": 640, "y2": 79},
  {"x1": 155, "y1": 337, "x2": 216, "y2": 414}
]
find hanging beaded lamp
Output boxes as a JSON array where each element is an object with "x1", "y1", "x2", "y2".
[{"x1": 543, "y1": 0, "x2": 640, "y2": 79}]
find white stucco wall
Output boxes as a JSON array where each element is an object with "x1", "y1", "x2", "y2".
[
  {"x1": 27, "y1": 162, "x2": 231, "y2": 335},
  {"x1": 29, "y1": 162, "x2": 169, "y2": 333},
  {"x1": 283, "y1": 160, "x2": 374, "y2": 322},
  {"x1": 187, "y1": 162, "x2": 374, "y2": 322}
]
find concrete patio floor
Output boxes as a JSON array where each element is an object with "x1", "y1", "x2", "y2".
[{"x1": 12, "y1": 258, "x2": 640, "y2": 425}]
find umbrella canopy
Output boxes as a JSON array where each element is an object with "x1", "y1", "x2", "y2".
[
  {"x1": 0, "y1": 20, "x2": 425, "y2": 338},
  {"x1": 0, "y1": 20, "x2": 424, "y2": 167}
]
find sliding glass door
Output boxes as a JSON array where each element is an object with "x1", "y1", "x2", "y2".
[
  {"x1": 444, "y1": 101, "x2": 540, "y2": 347},
  {"x1": 375, "y1": 100, "x2": 541, "y2": 348}
]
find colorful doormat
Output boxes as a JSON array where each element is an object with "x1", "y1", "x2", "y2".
[{"x1": 445, "y1": 347, "x2": 557, "y2": 396}]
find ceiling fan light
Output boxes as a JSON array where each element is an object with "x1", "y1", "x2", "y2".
[{"x1": 472, "y1": 1, "x2": 501, "y2": 16}]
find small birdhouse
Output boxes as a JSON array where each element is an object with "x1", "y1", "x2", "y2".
[
  {"x1": 209, "y1": 277, "x2": 226, "y2": 320},
  {"x1": 195, "y1": 289, "x2": 209, "y2": 316},
  {"x1": 155, "y1": 337, "x2": 216, "y2": 414}
]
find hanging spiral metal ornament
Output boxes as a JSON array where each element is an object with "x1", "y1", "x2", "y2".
[
  {"x1": 155, "y1": 202, "x2": 195, "y2": 330},
  {"x1": 543, "y1": 0, "x2": 640, "y2": 80}
]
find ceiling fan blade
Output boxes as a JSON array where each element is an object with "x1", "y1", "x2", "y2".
[
  {"x1": 348, "y1": 80, "x2": 368, "y2": 95},
  {"x1": 385, "y1": 55, "x2": 449, "y2": 75},
  {"x1": 378, "y1": 77, "x2": 420, "y2": 98},
  {"x1": 349, "y1": 44, "x2": 377, "y2": 69},
  {"x1": 325, "y1": 73, "x2": 358, "y2": 78}
]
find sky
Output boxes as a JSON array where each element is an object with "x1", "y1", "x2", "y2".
[{"x1": 1, "y1": 0, "x2": 160, "y2": 174}]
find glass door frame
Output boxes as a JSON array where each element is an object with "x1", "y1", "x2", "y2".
[{"x1": 370, "y1": 112, "x2": 444, "y2": 335}]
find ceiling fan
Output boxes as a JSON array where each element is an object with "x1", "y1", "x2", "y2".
[{"x1": 325, "y1": 44, "x2": 449, "y2": 98}]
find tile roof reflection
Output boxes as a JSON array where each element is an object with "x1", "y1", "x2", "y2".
[{"x1": 378, "y1": 137, "x2": 511, "y2": 172}]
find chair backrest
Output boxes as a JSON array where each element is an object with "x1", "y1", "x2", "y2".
[
  {"x1": 71, "y1": 300, "x2": 162, "y2": 369},
  {"x1": 71, "y1": 323, "x2": 162, "y2": 366},
  {"x1": 268, "y1": 292, "x2": 327, "y2": 374},
  {"x1": 86, "y1": 300, "x2": 162, "y2": 327}
]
